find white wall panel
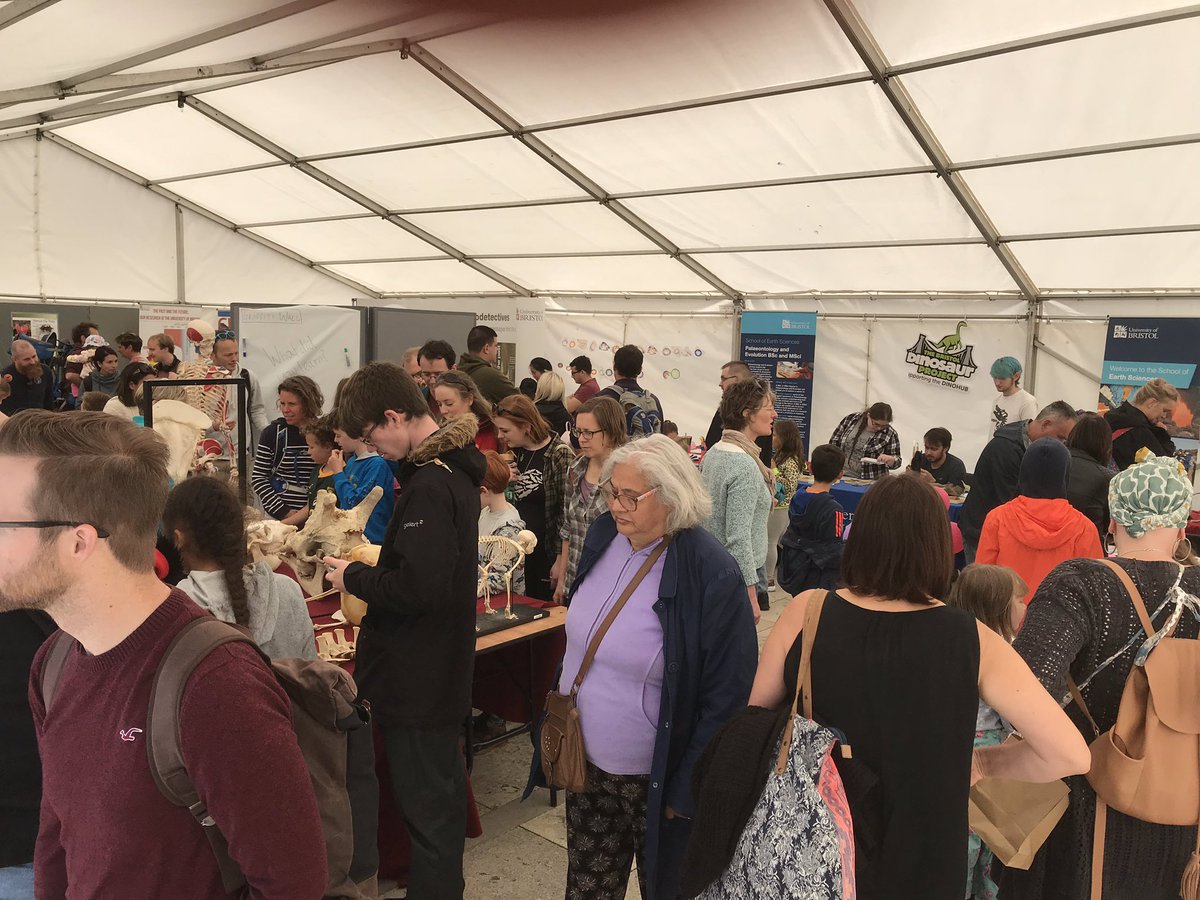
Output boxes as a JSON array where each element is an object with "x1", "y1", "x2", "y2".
[
  {"x1": 183, "y1": 211, "x2": 359, "y2": 306},
  {"x1": 625, "y1": 175, "x2": 980, "y2": 249},
  {"x1": 38, "y1": 139, "x2": 175, "y2": 301},
  {"x1": 405, "y1": 204, "x2": 655, "y2": 256},
  {"x1": 55, "y1": 105, "x2": 275, "y2": 180},
  {"x1": 0, "y1": 138, "x2": 39, "y2": 295},
  {"x1": 703, "y1": 246, "x2": 1019, "y2": 294},
  {"x1": 1033, "y1": 319, "x2": 1107, "y2": 412},
  {"x1": 314, "y1": 139, "x2": 582, "y2": 211},
  {"x1": 538, "y1": 83, "x2": 927, "y2": 193}
]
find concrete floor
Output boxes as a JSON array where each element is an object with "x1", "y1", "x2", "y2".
[{"x1": 383, "y1": 586, "x2": 792, "y2": 900}]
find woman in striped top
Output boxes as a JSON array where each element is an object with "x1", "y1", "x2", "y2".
[{"x1": 251, "y1": 375, "x2": 323, "y2": 524}]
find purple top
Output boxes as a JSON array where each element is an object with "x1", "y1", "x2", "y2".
[{"x1": 558, "y1": 533, "x2": 667, "y2": 775}]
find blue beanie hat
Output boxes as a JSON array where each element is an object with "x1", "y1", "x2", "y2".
[
  {"x1": 1017, "y1": 437, "x2": 1071, "y2": 500},
  {"x1": 990, "y1": 356, "x2": 1023, "y2": 379}
]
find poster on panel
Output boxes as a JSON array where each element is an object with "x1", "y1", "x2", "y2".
[
  {"x1": 867, "y1": 319, "x2": 1020, "y2": 472},
  {"x1": 740, "y1": 312, "x2": 817, "y2": 451},
  {"x1": 475, "y1": 302, "x2": 546, "y2": 386},
  {"x1": 235, "y1": 305, "x2": 362, "y2": 410},
  {"x1": 11, "y1": 312, "x2": 59, "y2": 344},
  {"x1": 138, "y1": 305, "x2": 219, "y2": 363},
  {"x1": 1101, "y1": 318, "x2": 1200, "y2": 475}
]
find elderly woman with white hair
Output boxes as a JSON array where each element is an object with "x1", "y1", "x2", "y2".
[
  {"x1": 525, "y1": 434, "x2": 758, "y2": 900},
  {"x1": 1004, "y1": 454, "x2": 1200, "y2": 900}
]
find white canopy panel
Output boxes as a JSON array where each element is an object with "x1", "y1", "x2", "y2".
[{"x1": 1, "y1": 0, "x2": 1198, "y2": 302}]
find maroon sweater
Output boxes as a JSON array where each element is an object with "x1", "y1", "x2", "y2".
[{"x1": 29, "y1": 591, "x2": 327, "y2": 899}]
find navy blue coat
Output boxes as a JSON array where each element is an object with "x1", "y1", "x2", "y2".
[{"x1": 525, "y1": 513, "x2": 758, "y2": 900}]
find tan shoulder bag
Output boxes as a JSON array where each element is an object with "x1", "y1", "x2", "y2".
[
  {"x1": 540, "y1": 536, "x2": 672, "y2": 793},
  {"x1": 1067, "y1": 559, "x2": 1200, "y2": 900}
]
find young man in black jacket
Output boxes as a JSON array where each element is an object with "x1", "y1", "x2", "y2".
[{"x1": 324, "y1": 362, "x2": 484, "y2": 900}]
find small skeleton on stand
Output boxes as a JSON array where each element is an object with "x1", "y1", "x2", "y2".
[{"x1": 477, "y1": 531, "x2": 538, "y2": 630}]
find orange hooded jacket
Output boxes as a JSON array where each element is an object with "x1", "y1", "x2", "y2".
[{"x1": 977, "y1": 495, "x2": 1104, "y2": 604}]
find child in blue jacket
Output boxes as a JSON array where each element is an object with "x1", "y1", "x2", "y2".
[{"x1": 329, "y1": 423, "x2": 395, "y2": 544}]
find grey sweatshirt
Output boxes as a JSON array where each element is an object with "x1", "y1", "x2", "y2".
[{"x1": 177, "y1": 561, "x2": 317, "y2": 660}]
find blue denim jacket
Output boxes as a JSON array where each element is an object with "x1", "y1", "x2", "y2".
[{"x1": 524, "y1": 513, "x2": 757, "y2": 900}]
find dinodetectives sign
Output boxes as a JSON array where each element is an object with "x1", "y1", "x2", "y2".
[{"x1": 904, "y1": 320, "x2": 979, "y2": 393}]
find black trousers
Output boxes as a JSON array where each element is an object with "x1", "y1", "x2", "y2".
[
  {"x1": 566, "y1": 762, "x2": 650, "y2": 900},
  {"x1": 380, "y1": 723, "x2": 467, "y2": 900}
]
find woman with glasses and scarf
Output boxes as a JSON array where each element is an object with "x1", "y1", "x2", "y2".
[
  {"x1": 830, "y1": 401, "x2": 902, "y2": 481},
  {"x1": 525, "y1": 433, "x2": 757, "y2": 900},
  {"x1": 551, "y1": 396, "x2": 627, "y2": 603},
  {"x1": 700, "y1": 378, "x2": 777, "y2": 622}
]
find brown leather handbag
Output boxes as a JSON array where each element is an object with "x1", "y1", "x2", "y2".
[
  {"x1": 1067, "y1": 559, "x2": 1200, "y2": 900},
  {"x1": 540, "y1": 537, "x2": 672, "y2": 793}
]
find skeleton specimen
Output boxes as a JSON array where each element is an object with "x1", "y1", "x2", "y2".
[{"x1": 477, "y1": 530, "x2": 538, "y2": 623}]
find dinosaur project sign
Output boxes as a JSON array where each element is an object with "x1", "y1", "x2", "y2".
[{"x1": 905, "y1": 320, "x2": 978, "y2": 392}]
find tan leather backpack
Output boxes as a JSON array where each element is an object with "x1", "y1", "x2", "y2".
[{"x1": 1068, "y1": 559, "x2": 1200, "y2": 900}]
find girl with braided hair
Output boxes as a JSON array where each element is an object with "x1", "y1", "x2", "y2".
[{"x1": 166, "y1": 476, "x2": 315, "y2": 660}]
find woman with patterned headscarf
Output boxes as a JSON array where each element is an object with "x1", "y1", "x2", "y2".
[{"x1": 1002, "y1": 455, "x2": 1200, "y2": 900}]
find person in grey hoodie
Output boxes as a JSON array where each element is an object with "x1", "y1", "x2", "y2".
[{"x1": 164, "y1": 476, "x2": 316, "y2": 660}]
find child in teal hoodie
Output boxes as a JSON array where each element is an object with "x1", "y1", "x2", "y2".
[{"x1": 330, "y1": 425, "x2": 396, "y2": 544}]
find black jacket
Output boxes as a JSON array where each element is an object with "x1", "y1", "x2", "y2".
[
  {"x1": 344, "y1": 416, "x2": 485, "y2": 728},
  {"x1": 777, "y1": 492, "x2": 845, "y2": 594},
  {"x1": 0, "y1": 363, "x2": 54, "y2": 415},
  {"x1": 704, "y1": 409, "x2": 773, "y2": 466},
  {"x1": 1067, "y1": 447, "x2": 1113, "y2": 540},
  {"x1": 0, "y1": 610, "x2": 55, "y2": 866},
  {"x1": 959, "y1": 420, "x2": 1029, "y2": 544},
  {"x1": 1105, "y1": 401, "x2": 1176, "y2": 470},
  {"x1": 535, "y1": 399, "x2": 571, "y2": 438}
]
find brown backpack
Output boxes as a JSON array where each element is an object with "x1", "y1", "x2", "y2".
[
  {"x1": 1067, "y1": 559, "x2": 1200, "y2": 900},
  {"x1": 40, "y1": 616, "x2": 379, "y2": 900}
]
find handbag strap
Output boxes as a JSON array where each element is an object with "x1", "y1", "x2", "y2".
[
  {"x1": 775, "y1": 590, "x2": 828, "y2": 774},
  {"x1": 570, "y1": 535, "x2": 672, "y2": 695},
  {"x1": 1066, "y1": 558, "x2": 1159, "y2": 739}
]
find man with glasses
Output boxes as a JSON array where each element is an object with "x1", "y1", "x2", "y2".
[
  {"x1": 416, "y1": 339, "x2": 456, "y2": 419},
  {"x1": 0, "y1": 412, "x2": 326, "y2": 899},
  {"x1": 564, "y1": 355, "x2": 600, "y2": 416},
  {"x1": 703, "y1": 361, "x2": 772, "y2": 466},
  {"x1": 323, "y1": 363, "x2": 485, "y2": 900}
]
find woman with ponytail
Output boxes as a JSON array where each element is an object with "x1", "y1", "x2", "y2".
[{"x1": 165, "y1": 476, "x2": 316, "y2": 660}]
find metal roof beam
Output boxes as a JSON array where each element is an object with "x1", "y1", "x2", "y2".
[
  {"x1": 0, "y1": 0, "x2": 63, "y2": 32},
  {"x1": 184, "y1": 95, "x2": 533, "y2": 297},
  {"x1": 822, "y1": 0, "x2": 1040, "y2": 301},
  {"x1": 404, "y1": 42, "x2": 743, "y2": 303},
  {"x1": 890, "y1": 4, "x2": 1200, "y2": 76},
  {"x1": 40, "y1": 132, "x2": 380, "y2": 300},
  {"x1": 954, "y1": 132, "x2": 1200, "y2": 172}
]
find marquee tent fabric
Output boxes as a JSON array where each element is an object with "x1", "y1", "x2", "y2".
[{"x1": 2, "y1": 0, "x2": 1200, "y2": 306}]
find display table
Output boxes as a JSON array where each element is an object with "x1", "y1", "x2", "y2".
[{"x1": 795, "y1": 476, "x2": 965, "y2": 524}]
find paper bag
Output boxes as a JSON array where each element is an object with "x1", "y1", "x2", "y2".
[{"x1": 968, "y1": 776, "x2": 1069, "y2": 870}]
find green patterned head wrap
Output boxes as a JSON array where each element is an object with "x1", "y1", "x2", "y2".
[{"x1": 1108, "y1": 455, "x2": 1193, "y2": 538}]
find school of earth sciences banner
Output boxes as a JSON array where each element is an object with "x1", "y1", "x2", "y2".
[
  {"x1": 739, "y1": 312, "x2": 817, "y2": 451},
  {"x1": 1101, "y1": 317, "x2": 1200, "y2": 444}
]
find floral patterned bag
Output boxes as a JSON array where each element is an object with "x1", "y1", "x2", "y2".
[{"x1": 699, "y1": 590, "x2": 856, "y2": 900}]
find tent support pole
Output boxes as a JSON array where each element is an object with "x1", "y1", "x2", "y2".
[
  {"x1": 822, "y1": 0, "x2": 1041, "y2": 305},
  {"x1": 403, "y1": 42, "x2": 743, "y2": 305},
  {"x1": 184, "y1": 96, "x2": 533, "y2": 298},
  {"x1": 0, "y1": 0, "x2": 62, "y2": 32},
  {"x1": 1024, "y1": 300, "x2": 1041, "y2": 394},
  {"x1": 175, "y1": 204, "x2": 186, "y2": 303},
  {"x1": 1034, "y1": 338, "x2": 1101, "y2": 384}
]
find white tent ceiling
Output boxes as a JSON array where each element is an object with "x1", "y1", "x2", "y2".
[{"x1": 2, "y1": 0, "x2": 1199, "y2": 303}]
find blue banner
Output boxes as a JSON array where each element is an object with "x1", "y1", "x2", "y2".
[
  {"x1": 1102, "y1": 318, "x2": 1200, "y2": 440},
  {"x1": 740, "y1": 312, "x2": 818, "y2": 449}
]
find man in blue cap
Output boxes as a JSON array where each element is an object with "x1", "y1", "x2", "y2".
[{"x1": 989, "y1": 356, "x2": 1038, "y2": 436}]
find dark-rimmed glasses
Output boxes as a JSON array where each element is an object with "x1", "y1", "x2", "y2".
[
  {"x1": 0, "y1": 521, "x2": 111, "y2": 538},
  {"x1": 571, "y1": 426, "x2": 604, "y2": 440},
  {"x1": 360, "y1": 422, "x2": 379, "y2": 447},
  {"x1": 598, "y1": 482, "x2": 657, "y2": 512}
]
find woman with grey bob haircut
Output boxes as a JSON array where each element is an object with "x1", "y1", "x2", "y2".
[
  {"x1": 601, "y1": 433, "x2": 712, "y2": 532},
  {"x1": 526, "y1": 433, "x2": 757, "y2": 900}
]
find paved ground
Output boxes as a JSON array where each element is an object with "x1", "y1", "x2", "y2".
[{"x1": 382, "y1": 586, "x2": 793, "y2": 899}]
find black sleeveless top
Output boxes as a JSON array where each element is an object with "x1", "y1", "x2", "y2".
[{"x1": 784, "y1": 591, "x2": 980, "y2": 900}]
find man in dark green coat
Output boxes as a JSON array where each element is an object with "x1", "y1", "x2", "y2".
[{"x1": 457, "y1": 325, "x2": 518, "y2": 406}]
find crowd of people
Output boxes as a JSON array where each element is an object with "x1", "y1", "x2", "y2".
[{"x1": 1, "y1": 318, "x2": 1198, "y2": 900}]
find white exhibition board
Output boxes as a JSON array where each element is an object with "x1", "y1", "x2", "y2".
[{"x1": 234, "y1": 305, "x2": 363, "y2": 414}]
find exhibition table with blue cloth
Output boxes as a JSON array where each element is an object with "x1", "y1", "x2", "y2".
[{"x1": 796, "y1": 477, "x2": 965, "y2": 524}]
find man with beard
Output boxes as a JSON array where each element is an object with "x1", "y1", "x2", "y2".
[
  {"x1": 908, "y1": 427, "x2": 967, "y2": 489},
  {"x1": 1, "y1": 340, "x2": 55, "y2": 415},
  {"x1": 0, "y1": 412, "x2": 325, "y2": 899}
]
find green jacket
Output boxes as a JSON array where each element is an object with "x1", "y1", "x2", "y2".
[{"x1": 457, "y1": 352, "x2": 518, "y2": 405}]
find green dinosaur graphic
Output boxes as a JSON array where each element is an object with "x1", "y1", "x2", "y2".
[{"x1": 932, "y1": 320, "x2": 967, "y2": 353}]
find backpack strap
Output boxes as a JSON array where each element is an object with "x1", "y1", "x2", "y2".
[
  {"x1": 1090, "y1": 797, "x2": 1108, "y2": 900},
  {"x1": 39, "y1": 630, "x2": 75, "y2": 713},
  {"x1": 147, "y1": 617, "x2": 256, "y2": 894},
  {"x1": 1100, "y1": 558, "x2": 1155, "y2": 638}
]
